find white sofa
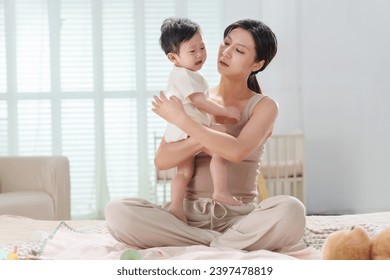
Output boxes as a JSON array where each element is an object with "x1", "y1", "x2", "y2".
[{"x1": 0, "y1": 156, "x2": 71, "y2": 220}]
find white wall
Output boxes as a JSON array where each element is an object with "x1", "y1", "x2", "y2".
[
  {"x1": 301, "y1": 0, "x2": 390, "y2": 214},
  {"x1": 223, "y1": 0, "x2": 302, "y2": 134},
  {"x1": 223, "y1": 0, "x2": 390, "y2": 214}
]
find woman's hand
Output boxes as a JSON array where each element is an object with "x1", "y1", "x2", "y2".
[{"x1": 152, "y1": 91, "x2": 188, "y2": 127}]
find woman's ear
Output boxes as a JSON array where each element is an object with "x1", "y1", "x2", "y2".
[{"x1": 252, "y1": 60, "x2": 265, "y2": 72}]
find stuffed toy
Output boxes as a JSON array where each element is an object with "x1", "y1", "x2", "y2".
[
  {"x1": 322, "y1": 226, "x2": 390, "y2": 260},
  {"x1": 370, "y1": 228, "x2": 390, "y2": 260}
]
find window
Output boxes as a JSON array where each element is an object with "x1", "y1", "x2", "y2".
[{"x1": 0, "y1": 0, "x2": 223, "y2": 219}]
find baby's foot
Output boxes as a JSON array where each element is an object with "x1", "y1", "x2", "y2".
[
  {"x1": 168, "y1": 206, "x2": 188, "y2": 224},
  {"x1": 213, "y1": 192, "x2": 243, "y2": 206}
]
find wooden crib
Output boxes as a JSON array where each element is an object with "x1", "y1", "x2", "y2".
[{"x1": 257, "y1": 132, "x2": 305, "y2": 204}]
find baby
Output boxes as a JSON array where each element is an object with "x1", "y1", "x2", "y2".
[{"x1": 159, "y1": 17, "x2": 242, "y2": 223}]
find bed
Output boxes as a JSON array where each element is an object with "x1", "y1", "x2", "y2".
[{"x1": 1, "y1": 211, "x2": 390, "y2": 260}]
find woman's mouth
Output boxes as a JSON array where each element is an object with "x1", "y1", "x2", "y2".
[{"x1": 219, "y1": 60, "x2": 228, "y2": 67}]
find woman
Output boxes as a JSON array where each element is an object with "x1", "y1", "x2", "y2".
[{"x1": 105, "y1": 19, "x2": 306, "y2": 252}]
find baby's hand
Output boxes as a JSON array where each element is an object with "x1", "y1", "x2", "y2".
[{"x1": 225, "y1": 106, "x2": 241, "y2": 121}]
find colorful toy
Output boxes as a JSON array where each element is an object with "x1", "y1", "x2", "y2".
[
  {"x1": 322, "y1": 226, "x2": 390, "y2": 260},
  {"x1": 0, "y1": 249, "x2": 7, "y2": 260},
  {"x1": 0, "y1": 246, "x2": 41, "y2": 260},
  {"x1": 120, "y1": 249, "x2": 142, "y2": 260},
  {"x1": 6, "y1": 246, "x2": 20, "y2": 260}
]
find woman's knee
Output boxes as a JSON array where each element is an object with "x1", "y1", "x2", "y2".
[
  {"x1": 104, "y1": 197, "x2": 148, "y2": 242},
  {"x1": 105, "y1": 197, "x2": 149, "y2": 221},
  {"x1": 281, "y1": 195, "x2": 305, "y2": 215},
  {"x1": 105, "y1": 198, "x2": 124, "y2": 223},
  {"x1": 277, "y1": 195, "x2": 306, "y2": 231}
]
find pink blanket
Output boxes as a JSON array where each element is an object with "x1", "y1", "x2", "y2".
[
  {"x1": 5, "y1": 211, "x2": 390, "y2": 260},
  {"x1": 37, "y1": 225, "x2": 320, "y2": 260}
]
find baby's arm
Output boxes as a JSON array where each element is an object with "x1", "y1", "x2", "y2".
[{"x1": 189, "y1": 92, "x2": 240, "y2": 121}]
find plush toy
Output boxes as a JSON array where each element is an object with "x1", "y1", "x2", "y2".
[
  {"x1": 322, "y1": 226, "x2": 390, "y2": 260},
  {"x1": 370, "y1": 228, "x2": 390, "y2": 260}
]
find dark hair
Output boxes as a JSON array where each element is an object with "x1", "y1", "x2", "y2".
[
  {"x1": 223, "y1": 19, "x2": 277, "y2": 94},
  {"x1": 160, "y1": 17, "x2": 200, "y2": 55}
]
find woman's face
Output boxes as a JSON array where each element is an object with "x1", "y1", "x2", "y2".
[{"x1": 217, "y1": 27, "x2": 259, "y2": 78}]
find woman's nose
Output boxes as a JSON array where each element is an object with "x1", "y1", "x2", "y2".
[{"x1": 222, "y1": 46, "x2": 232, "y2": 57}]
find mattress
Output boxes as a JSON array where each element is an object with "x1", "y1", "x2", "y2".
[{"x1": 1, "y1": 211, "x2": 390, "y2": 260}]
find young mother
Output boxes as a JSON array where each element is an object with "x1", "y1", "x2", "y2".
[{"x1": 105, "y1": 19, "x2": 306, "y2": 252}]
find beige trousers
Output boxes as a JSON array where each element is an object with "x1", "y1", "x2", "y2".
[{"x1": 104, "y1": 195, "x2": 306, "y2": 252}]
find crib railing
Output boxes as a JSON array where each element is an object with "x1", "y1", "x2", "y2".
[
  {"x1": 152, "y1": 132, "x2": 305, "y2": 205},
  {"x1": 151, "y1": 133, "x2": 175, "y2": 204},
  {"x1": 153, "y1": 166, "x2": 176, "y2": 205},
  {"x1": 258, "y1": 132, "x2": 305, "y2": 204}
]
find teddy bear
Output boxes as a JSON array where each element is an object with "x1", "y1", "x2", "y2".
[
  {"x1": 321, "y1": 226, "x2": 390, "y2": 260},
  {"x1": 370, "y1": 228, "x2": 390, "y2": 260}
]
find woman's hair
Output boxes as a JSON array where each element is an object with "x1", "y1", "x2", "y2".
[
  {"x1": 223, "y1": 19, "x2": 277, "y2": 94},
  {"x1": 160, "y1": 17, "x2": 200, "y2": 55}
]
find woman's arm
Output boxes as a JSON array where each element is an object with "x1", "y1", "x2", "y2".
[
  {"x1": 152, "y1": 92, "x2": 278, "y2": 163},
  {"x1": 154, "y1": 136, "x2": 203, "y2": 170}
]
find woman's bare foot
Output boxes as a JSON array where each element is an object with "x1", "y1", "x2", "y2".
[
  {"x1": 213, "y1": 192, "x2": 243, "y2": 206},
  {"x1": 168, "y1": 206, "x2": 188, "y2": 224}
]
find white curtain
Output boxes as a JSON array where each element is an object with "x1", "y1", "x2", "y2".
[{"x1": 0, "y1": 0, "x2": 222, "y2": 219}]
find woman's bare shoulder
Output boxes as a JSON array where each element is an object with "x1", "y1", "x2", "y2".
[{"x1": 253, "y1": 95, "x2": 279, "y2": 115}]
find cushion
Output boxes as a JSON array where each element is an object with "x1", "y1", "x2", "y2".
[{"x1": 0, "y1": 191, "x2": 55, "y2": 220}]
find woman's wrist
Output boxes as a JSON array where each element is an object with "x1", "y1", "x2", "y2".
[
  {"x1": 175, "y1": 113, "x2": 193, "y2": 131},
  {"x1": 155, "y1": 136, "x2": 202, "y2": 170},
  {"x1": 187, "y1": 137, "x2": 203, "y2": 156}
]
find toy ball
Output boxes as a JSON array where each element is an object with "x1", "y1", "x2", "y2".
[{"x1": 120, "y1": 249, "x2": 142, "y2": 260}]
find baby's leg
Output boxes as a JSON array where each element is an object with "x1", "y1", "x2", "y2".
[
  {"x1": 169, "y1": 158, "x2": 194, "y2": 223},
  {"x1": 210, "y1": 154, "x2": 242, "y2": 206}
]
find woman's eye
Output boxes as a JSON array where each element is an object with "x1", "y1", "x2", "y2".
[
  {"x1": 236, "y1": 49, "x2": 244, "y2": 54},
  {"x1": 190, "y1": 50, "x2": 195, "y2": 53},
  {"x1": 223, "y1": 41, "x2": 230, "y2": 46}
]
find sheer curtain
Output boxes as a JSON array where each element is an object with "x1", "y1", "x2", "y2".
[{"x1": 0, "y1": 0, "x2": 222, "y2": 219}]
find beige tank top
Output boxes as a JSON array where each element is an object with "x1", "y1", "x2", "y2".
[{"x1": 186, "y1": 94, "x2": 269, "y2": 203}]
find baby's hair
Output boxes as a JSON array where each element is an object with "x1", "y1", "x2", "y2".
[{"x1": 160, "y1": 17, "x2": 200, "y2": 55}]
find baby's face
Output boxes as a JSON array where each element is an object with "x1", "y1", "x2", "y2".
[{"x1": 175, "y1": 32, "x2": 207, "y2": 71}]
